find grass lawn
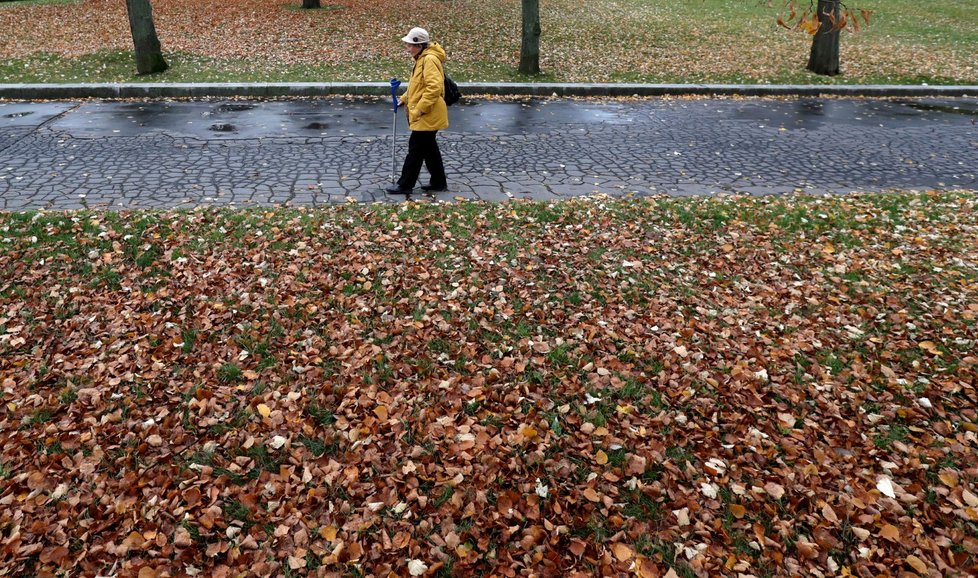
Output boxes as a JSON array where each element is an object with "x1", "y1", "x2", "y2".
[
  {"x1": 1, "y1": 192, "x2": 976, "y2": 576},
  {"x1": 0, "y1": 0, "x2": 975, "y2": 84}
]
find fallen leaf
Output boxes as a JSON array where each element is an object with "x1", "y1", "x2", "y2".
[
  {"x1": 938, "y1": 470, "x2": 959, "y2": 488},
  {"x1": 905, "y1": 555, "x2": 927, "y2": 573},
  {"x1": 880, "y1": 524, "x2": 900, "y2": 542},
  {"x1": 612, "y1": 542, "x2": 633, "y2": 561},
  {"x1": 408, "y1": 559, "x2": 428, "y2": 576},
  {"x1": 877, "y1": 476, "x2": 896, "y2": 498},
  {"x1": 822, "y1": 503, "x2": 839, "y2": 524},
  {"x1": 764, "y1": 482, "x2": 785, "y2": 500},
  {"x1": 569, "y1": 539, "x2": 586, "y2": 557}
]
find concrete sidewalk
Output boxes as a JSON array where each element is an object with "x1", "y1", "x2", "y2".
[
  {"x1": 0, "y1": 93, "x2": 976, "y2": 210},
  {"x1": 1, "y1": 82, "x2": 976, "y2": 100}
]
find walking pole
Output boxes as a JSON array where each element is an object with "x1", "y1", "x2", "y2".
[{"x1": 389, "y1": 78, "x2": 401, "y2": 183}]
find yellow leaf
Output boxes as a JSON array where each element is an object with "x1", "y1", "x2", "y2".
[
  {"x1": 521, "y1": 426, "x2": 538, "y2": 440},
  {"x1": 938, "y1": 470, "x2": 959, "y2": 488},
  {"x1": 257, "y1": 404, "x2": 271, "y2": 418},
  {"x1": 595, "y1": 450, "x2": 609, "y2": 465},
  {"x1": 319, "y1": 526, "x2": 338, "y2": 541},
  {"x1": 918, "y1": 341, "x2": 942, "y2": 356}
]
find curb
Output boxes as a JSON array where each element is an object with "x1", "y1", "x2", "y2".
[{"x1": 1, "y1": 82, "x2": 976, "y2": 100}]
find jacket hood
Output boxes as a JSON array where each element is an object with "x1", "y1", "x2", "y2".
[{"x1": 420, "y1": 42, "x2": 446, "y2": 63}]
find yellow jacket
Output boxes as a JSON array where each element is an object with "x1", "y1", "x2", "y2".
[{"x1": 401, "y1": 42, "x2": 449, "y2": 131}]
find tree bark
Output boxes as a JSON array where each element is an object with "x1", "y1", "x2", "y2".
[
  {"x1": 302, "y1": 0, "x2": 321, "y2": 8},
  {"x1": 125, "y1": 0, "x2": 168, "y2": 75},
  {"x1": 519, "y1": 0, "x2": 541, "y2": 75},
  {"x1": 807, "y1": 0, "x2": 841, "y2": 76}
]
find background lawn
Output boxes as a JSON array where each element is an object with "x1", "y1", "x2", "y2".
[{"x1": 0, "y1": 0, "x2": 975, "y2": 84}]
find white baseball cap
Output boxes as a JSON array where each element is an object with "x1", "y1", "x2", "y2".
[{"x1": 401, "y1": 27, "x2": 430, "y2": 45}]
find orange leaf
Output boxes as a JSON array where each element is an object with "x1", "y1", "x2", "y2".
[
  {"x1": 583, "y1": 488, "x2": 601, "y2": 502},
  {"x1": 730, "y1": 504, "x2": 747, "y2": 519},
  {"x1": 595, "y1": 450, "x2": 609, "y2": 465},
  {"x1": 138, "y1": 568, "x2": 158, "y2": 578},
  {"x1": 919, "y1": 340, "x2": 942, "y2": 356},
  {"x1": 880, "y1": 524, "x2": 900, "y2": 542},
  {"x1": 905, "y1": 555, "x2": 927, "y2": 573},
  {"x1": 612, "y1": 542, "x2": 634, "y2": 562},
  {"x1": 569, "y1": 539, "x2": 586, "y2": 557}
]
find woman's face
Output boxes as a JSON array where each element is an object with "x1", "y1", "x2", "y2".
[{"x1": 404, "y1": 43, "x2": 422, "y2": 57}]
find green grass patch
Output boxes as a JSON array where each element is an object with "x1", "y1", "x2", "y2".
[{"x1": 2, "y1": 0, "x2": 974, "y2": 84}]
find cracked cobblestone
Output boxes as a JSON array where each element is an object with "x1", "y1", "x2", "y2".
[{"x1": 0, "y1": 97, "x2": 975, "y2": 210}]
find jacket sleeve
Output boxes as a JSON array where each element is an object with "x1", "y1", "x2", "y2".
[{"x1": 415, "y1": 55, "x2": 444, "y2": 116}]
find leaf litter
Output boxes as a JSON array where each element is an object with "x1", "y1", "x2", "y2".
[{"x1": 0, "y1": 191, "x2": 976, "y2": 576}]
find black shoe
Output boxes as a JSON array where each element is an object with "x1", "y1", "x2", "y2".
[
  {"x1": 385, "y1": 184, "x2": 414, "y2": 194},
  {"x1": 421, "y1": 184, "x2": 448, "y2": 192}
]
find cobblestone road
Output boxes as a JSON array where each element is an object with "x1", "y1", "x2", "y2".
[{"x1": 0, "y1": 97, "x2": 975, "y2": 210}]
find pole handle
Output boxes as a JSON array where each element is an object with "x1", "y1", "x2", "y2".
[{"x1": 390, "y1": 78, "x2": 401, "y2": 111}]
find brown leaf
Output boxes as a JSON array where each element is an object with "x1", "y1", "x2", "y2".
[
  {"x1": 184, "y1": 486, "x2": 201, "y2": 508},
  {"x1": 583, "y1": 488, "x2": 601, "y2": 502},
  {"x1": 764, "y1": 482, "x2": 785, "y2": 500},
  {"x1": 39, "y1": 546, "x2": 69, "y2": 565},
  {"x1": 822, "y1": 503, "x2": 839, "y2": 524}
]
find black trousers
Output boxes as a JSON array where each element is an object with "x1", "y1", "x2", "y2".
[{"x1": 397, "y1": 130, "x2": 446, "y2": 189}]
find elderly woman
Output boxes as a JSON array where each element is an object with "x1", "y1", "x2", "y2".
[{"x1": 386, "y1": 27, "x2": 449, "y2": 194}]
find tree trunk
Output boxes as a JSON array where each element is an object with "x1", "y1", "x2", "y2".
[
  {"x1": 519, "y1": 0, "x2": 541, "y2": 75},
  {"x1": 125, "y1": 0, "x2": 168, "y2": 75},
  {"x1": 302, "y1": 0, "x2": 321, "y2": 8},
  {"x1": 807, "y1": 0, "x2": 841, "y2": 76}
]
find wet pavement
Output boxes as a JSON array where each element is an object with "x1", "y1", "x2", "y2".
[{"x1": 0, "y1": 96, "x2": 975, "y2": 210}]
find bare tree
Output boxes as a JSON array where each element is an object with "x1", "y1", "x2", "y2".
[
  {"x1": 777, "y1": 0, "x2": 872, "y2": 76},
  {"x1": 519, "y1": 0, "x2": 541, "y2": 75},
  {"x1": 125, "y1": 0, "x2": 168, "y2": 75}
]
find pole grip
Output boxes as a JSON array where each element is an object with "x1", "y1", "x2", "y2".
[{"x1": 390, "y1": 78, "x2": 401, "y2": 111}]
